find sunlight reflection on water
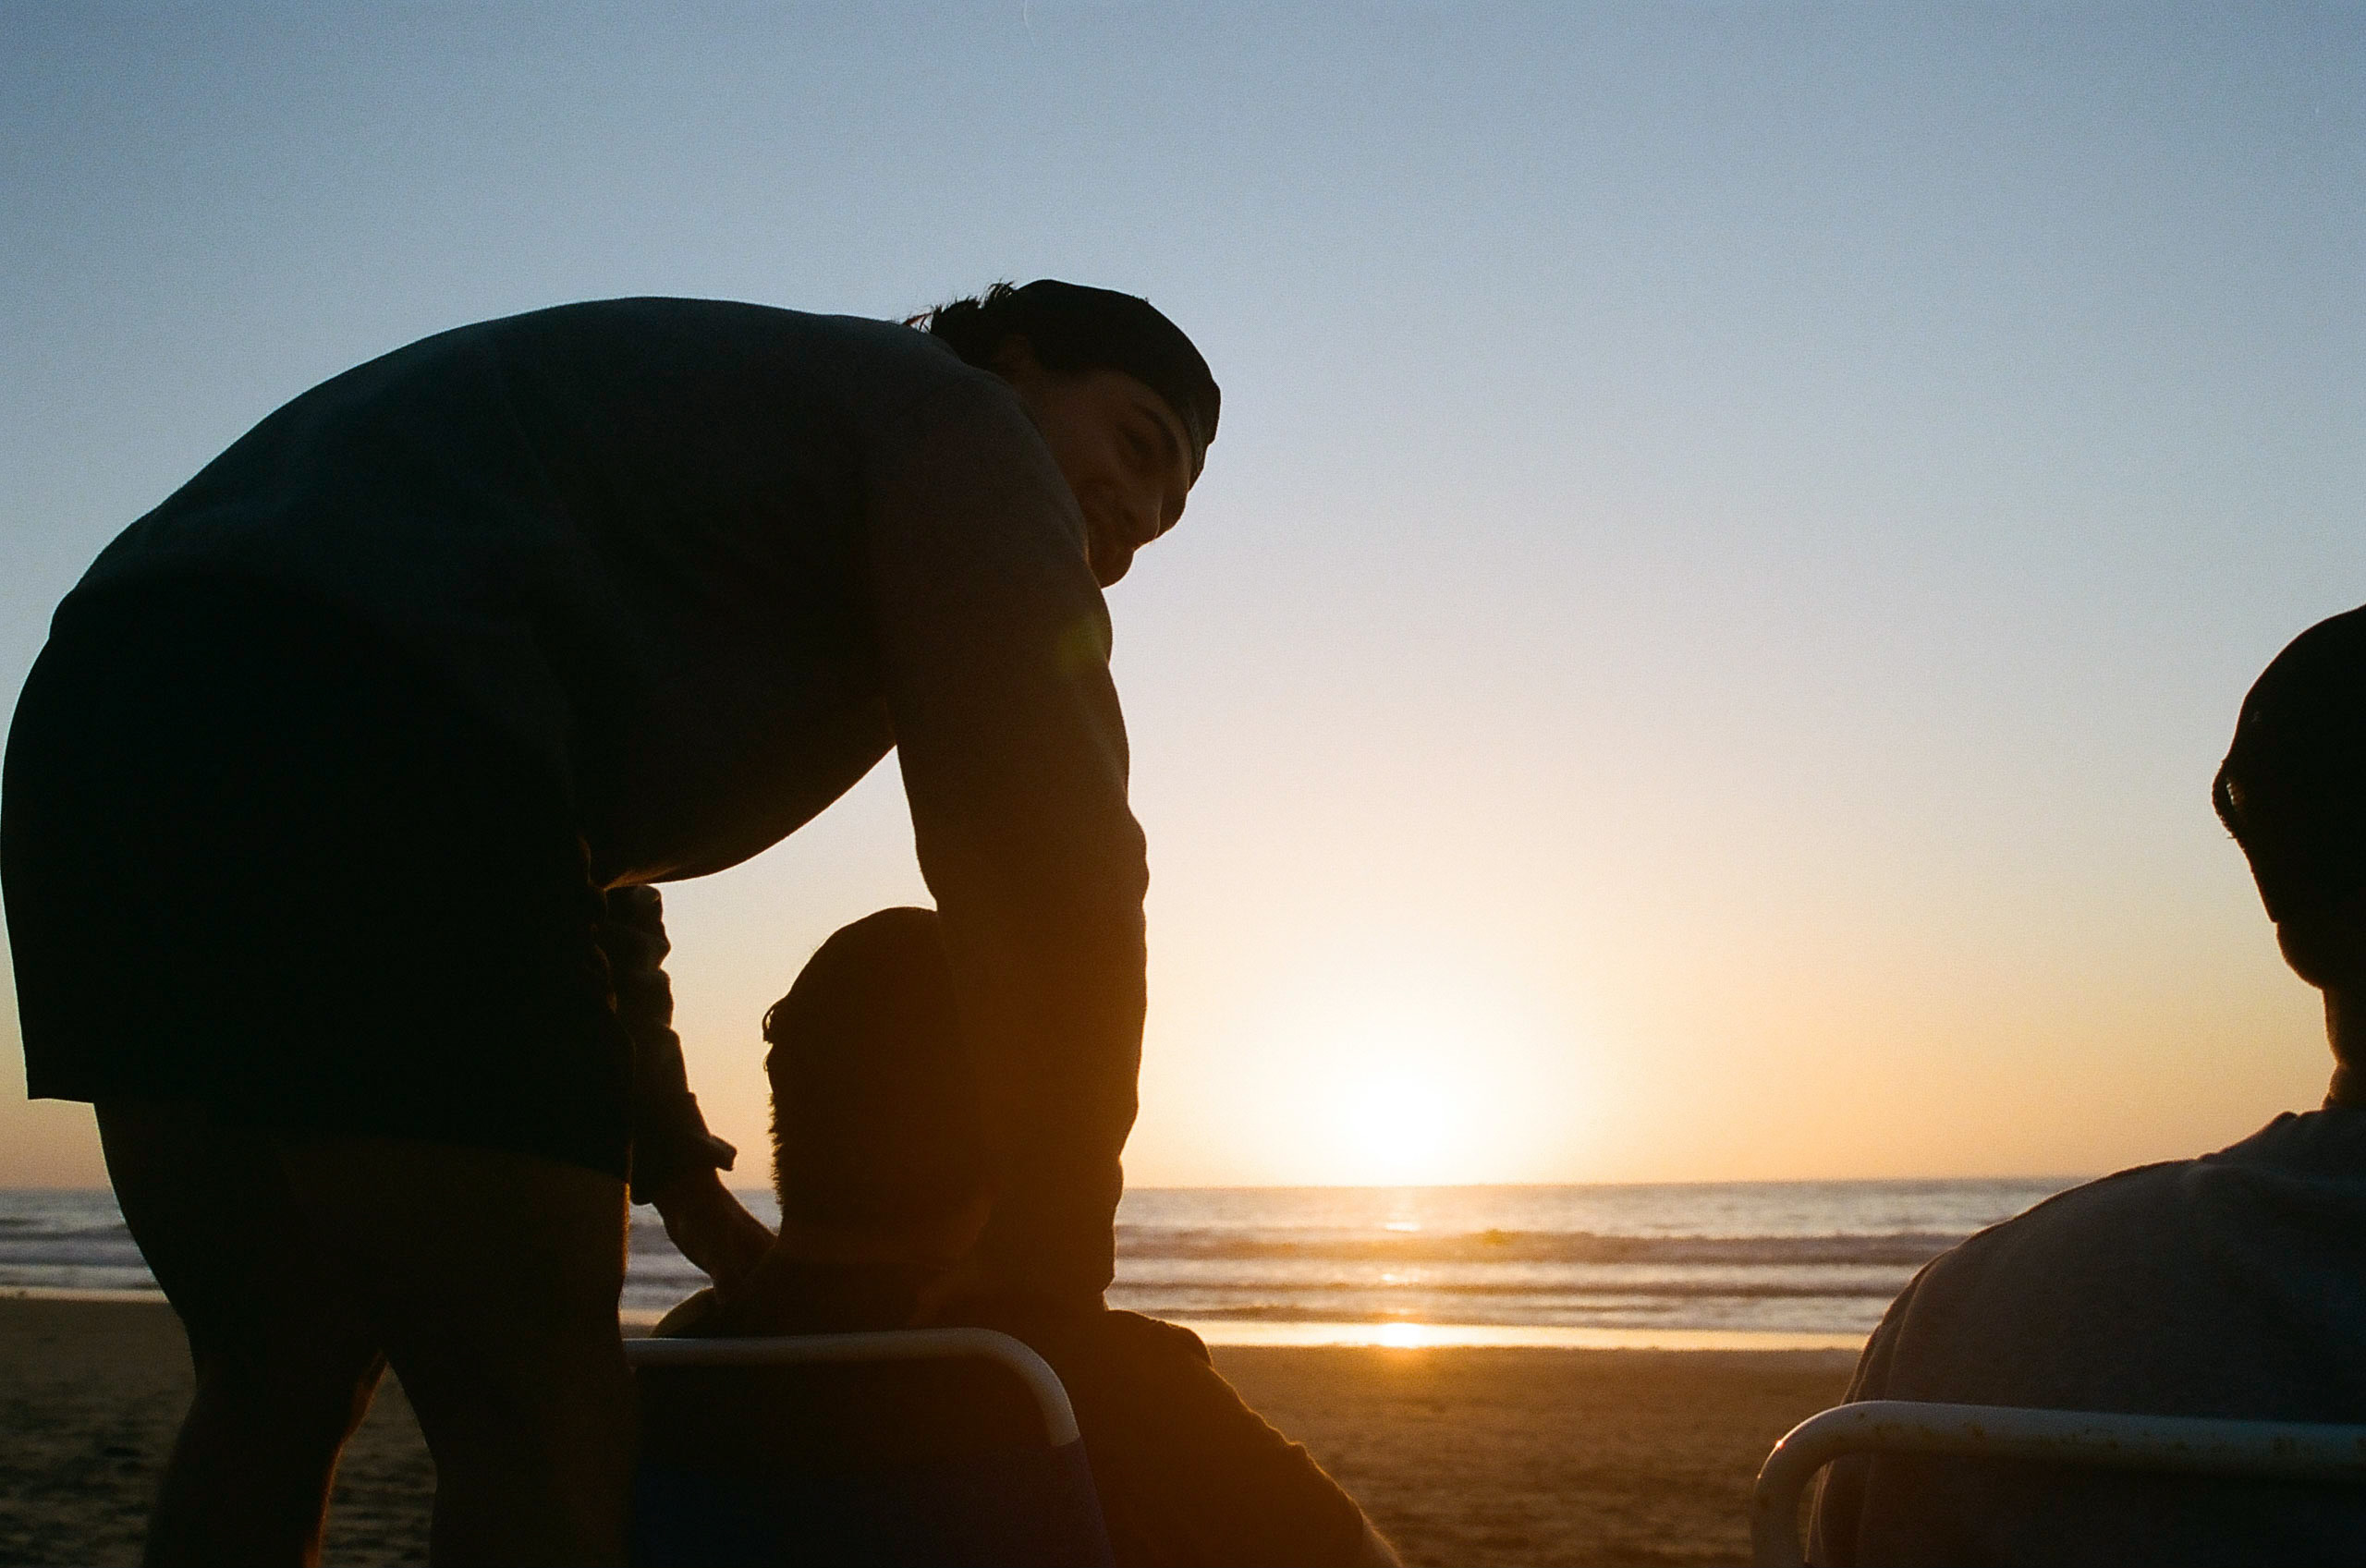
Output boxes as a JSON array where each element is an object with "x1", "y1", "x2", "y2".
[{"x1": 1176, "y1": 1319, "x2": 1866, "y2": 1351}]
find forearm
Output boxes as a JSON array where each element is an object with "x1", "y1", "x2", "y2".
[
  {"x1": 597, "y1": 884, "x2": 737, "y2": 1204},
  {"x1": 898, "y1": 720, "x2": 1148, "y2": 1301},
  {"x1": 868, "y1": 377, "x2": 1150, "y2": 1302},
  {"x1": 948, "y1": 897, "x2": 1145, "y2": 1299},
  {"x1": 628, "y1": 1064, "x2": 736, "y2": 1205}
]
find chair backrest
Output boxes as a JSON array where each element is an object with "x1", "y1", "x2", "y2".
[
  {"x1": 1750, "y1": 1399, "x2": 2366, "y2": 1567},
  {"x1": 628, "y1": 1327, "x2": 1114, "y2": 1568}
]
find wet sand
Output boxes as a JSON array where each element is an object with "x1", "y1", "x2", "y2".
[{"x1": 0, "y1": 1295, "x2": 1852, "y2": 1566}]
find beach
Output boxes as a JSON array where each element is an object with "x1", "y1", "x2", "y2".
[
  {"x1": 0, "y1": 1295, "x2": 1852, "y2": 1567},
  {"x1": 1215, "y1": 1343, "x2": 1853, "y2": 1566}
]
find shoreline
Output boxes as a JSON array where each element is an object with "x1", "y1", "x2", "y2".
[
  {"x1": 2, "y1": 1287, "x2": 1864, "y2": 1355},
  {"x1": 1162, "y1": 1319, "x2": 1864, "y2": 1353},
  {"x1": 0, "y1": 1294, "x2": 1854, "y2": 1566}
]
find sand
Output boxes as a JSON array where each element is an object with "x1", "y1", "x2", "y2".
[
  {"x1": 0, "y1": 1295, "x2": 1853, "y2": 1567},
  {"x1": 1212, "y1": 1345, "x2": 1853, "y2": 1567}
]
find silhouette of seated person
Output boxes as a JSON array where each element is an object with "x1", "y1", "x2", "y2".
[
  {"x1": 1809, "y1": 604, "x2": 2366, "y2": 1567},
  {"x1": 656, "y1": 907, "x2": 1399, "y2": 1568}
]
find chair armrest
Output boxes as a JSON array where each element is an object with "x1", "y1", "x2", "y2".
[{"x1": 1750, "y1": 1400, "x2": 2366, "y2": 1567}]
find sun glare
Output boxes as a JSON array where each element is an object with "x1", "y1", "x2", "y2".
[
  {"x1": 1183, "y1": 945, "x2": 1600, "y2": 1187},
  {"x1": 1298, "y1": 985, "x2": 1506, "y2": 1185},
  {"x1": 1340, "y1": 1067, "x2": 1463, "y2": 1185}
]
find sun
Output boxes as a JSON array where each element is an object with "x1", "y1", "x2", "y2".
[
  {"x1": 1338, "y1": 1066, "x2": 1463, "y2": 1185},
  {"x1": 1201, "y1": 949, "x2": 1592, "y2": 1187}
]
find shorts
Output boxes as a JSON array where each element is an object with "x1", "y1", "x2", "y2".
[{"x1": 3, "y1": 576, "x2": 634, "y2": 1178}]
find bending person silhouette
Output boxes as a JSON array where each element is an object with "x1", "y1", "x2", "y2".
[
  {"x1": 1810, "y1": 604, "x2": 2366, "y2": 1566},
  {"x1": 4, "y1": 283, "x2": 1215, "y2": 1565},
  {"x1": 657, "y1": 908, "x2": 1400, "y2": 1568}
]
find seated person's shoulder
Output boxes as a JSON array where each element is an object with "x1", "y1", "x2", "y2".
[
  {"x1": 1905, "y1": 1160, "x2": 2196, "y2": 1319},
  {"x1": 1864, "y1": 1112, "x2": 2366, "y2": 1412},
  {"x1": 1091, "y1": 1307, "x2": 1218, "y2": 1367},
  {"x1": 1819, "y1": 1116, "x2": 2366, "y2": 1567},
  {"x1": 955, "y1": 1297, "x2": 1213, "y2": 1367}
]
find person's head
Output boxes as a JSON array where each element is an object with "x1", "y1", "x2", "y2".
[
  {"x1": 2214, "y1": 604, "x2": 2366, "y2": 1096},
  {"x1": 762, "y1": 907, "x2": 991, "y2": 1264},
  {"x1": 914, "y1": 279, "x2": 1219, "y2": 588}
]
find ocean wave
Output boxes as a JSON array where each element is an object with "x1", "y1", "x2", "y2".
[
  {"x1": 0, "y1": 1245, "x2": 153, "y2": 1269},
  {"x1": 1142, "y1": 1301, "x2": 1880, "y2": 1328},
  {"x1": 1115, "y1": 1227, "x2": 1964, "y2": 1268},
  {"x1": 0, "y1": 1182, "x2": 2049, "y2": 1341},
  {"x1": 1110, "y1": 1273, "x2": 1908, "y2": 1300}
]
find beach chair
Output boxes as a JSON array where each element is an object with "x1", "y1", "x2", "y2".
[
  {"x1": 627, "y1": 1327, "x2": 1114, "y2": 1568},
  {"x1": 1749, "y1": 1400, "x2": 2366, "y2": 1567}
]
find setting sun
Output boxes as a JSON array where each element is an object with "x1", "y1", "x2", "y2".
[
  {"x1": 1337, "y1": 1064, "x2": 1468, "y2": 1185},
  {"x1": 1123, "y1": 932, "x2": 1613, "y2": 1187},
  {"x1": 1156, "y1": 953, "x2": 1607, "y2": 1188}
]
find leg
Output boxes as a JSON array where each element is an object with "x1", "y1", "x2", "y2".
[
  {"x1": 18, "y1": 589, "x2": 633, "y2": 1562},
  {"x1": 277, "y1": 1135, "x2": 632, "y2": 1568},
  {"x1": 981, "y1": 1307, "x2": 1399, "y2": 1567},
  {"x1": 97, "y1": 1103, "x2": 389, "y2": 1568}
]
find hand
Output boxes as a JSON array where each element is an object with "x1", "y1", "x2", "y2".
[
  {"x1": 702, "y1": 1215, "x2": 987, "y2": 1334},
  {"x1": 703, "y1": 1241, "x2": 957, "y2": 1336},
  {"x1": 649, "y1": 1168, "x2": 774, "y2": 1295}
]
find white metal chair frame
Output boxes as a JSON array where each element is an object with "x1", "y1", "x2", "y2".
[
  {"x1": 1750, "y1": 1400, "x2": 2366, "y2": 1567},
  {"x1": 625, "y1": 1326, "x2": 1083, "y2": 1447}
]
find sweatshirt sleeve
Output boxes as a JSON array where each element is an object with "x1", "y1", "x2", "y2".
[
  {"x1": 599, "y1": 884, "x2": 739, "y2": 1204},
  {"x1": 861, "y1": 376, "x2": 1150, "y2": 1305}
]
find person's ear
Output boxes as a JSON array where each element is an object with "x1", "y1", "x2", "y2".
[{"x1": 989, "y1": 334, "x2": 1044, "y2": 384}]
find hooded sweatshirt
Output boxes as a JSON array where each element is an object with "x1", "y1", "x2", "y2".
[{"x1": 61, "y1": 298, "x2": 1148, "y2": 1300}]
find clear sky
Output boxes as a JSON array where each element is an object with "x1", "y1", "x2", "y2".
[{"x1": 3, "y1": 3, "x2": 2361, "y2": 1188}]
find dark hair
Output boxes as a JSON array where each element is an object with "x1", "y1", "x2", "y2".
[
  {"x1": 762, "y1": 907, "x2": 989, "y2": 1232},
  {"x1": 911, "y1": 278, "x2": 1220, "y2": 474},
  {"x1": 2214, "y1": 603, "x2": 2366, "y2": 924}
]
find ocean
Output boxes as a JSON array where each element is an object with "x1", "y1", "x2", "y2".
[{"x1": 0, "y1": 1177, "x2": 2075, "y2": 1349}]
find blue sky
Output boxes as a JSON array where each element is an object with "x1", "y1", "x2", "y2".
[{"x1": 4, "y1": 4, "x2": 2362, "y2": 1185}]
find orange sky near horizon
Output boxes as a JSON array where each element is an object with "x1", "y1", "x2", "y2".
[{"x1": 2, "y1": 5, "x2": 2359, "y2": 1191}]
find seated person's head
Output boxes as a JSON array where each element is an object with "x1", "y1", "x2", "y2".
[
  {"x1": 2214, "y1": 604, "x2": 2366, "y2": 1096},
  {"x1": 762, "y1": 906, "x2": 992, "y2": 1270}
]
